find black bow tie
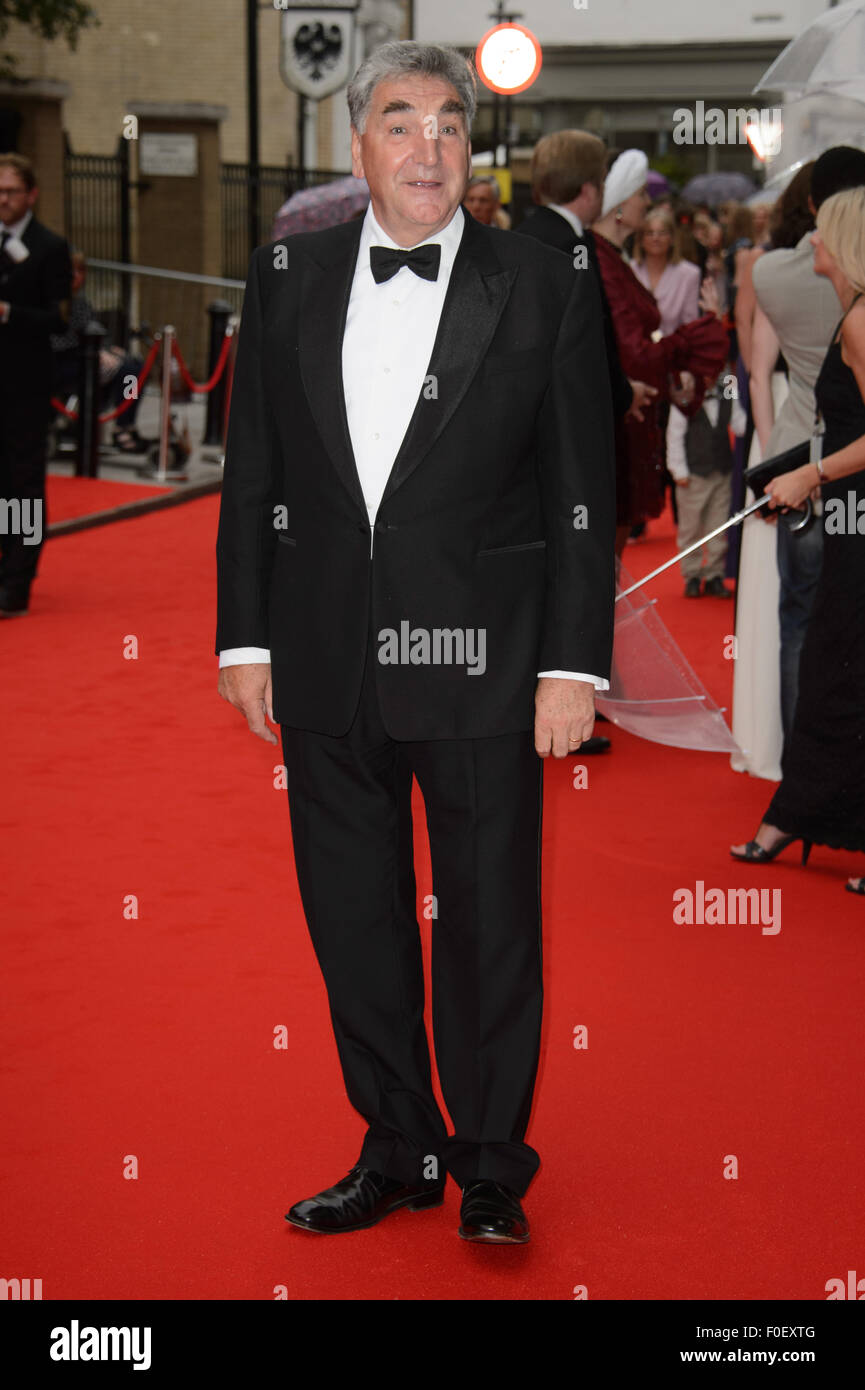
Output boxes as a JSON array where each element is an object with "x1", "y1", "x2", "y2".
[{"x1": 369, "y1": 243, "x2": 441, "y2": 284}]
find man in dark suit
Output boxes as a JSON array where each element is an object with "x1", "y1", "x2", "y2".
[
  {"x1": 516, "y1": 132, "x2": 643, "y2": 418},
  {"x1": 216, "y1": 42, "x2": 615, "y2": 1245},
  {"x1": 0, "y1": 153, "x2": 72, "y2": 616}
]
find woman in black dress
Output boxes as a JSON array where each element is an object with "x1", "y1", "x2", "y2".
[{"x1": 731, "y1": 186, "x2": 865, "y2": 892}]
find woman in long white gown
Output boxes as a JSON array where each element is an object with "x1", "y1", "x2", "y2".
[
  {"x1": 731, "y1": 171, "x2": 842, "y2": 782},
  {"x1": 730, "y1": 373, "x2": 788, "y2": 781}
]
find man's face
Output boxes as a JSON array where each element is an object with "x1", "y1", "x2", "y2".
[
  {"x1": 0, "y1": 166, "x2": 37, "y2": 228},
  {"x1": 351, "y1": 76, "x2": 472, "y2": 246},
  {"x1": 464, "y1": 183, "x2": 497, "y2": 225}
]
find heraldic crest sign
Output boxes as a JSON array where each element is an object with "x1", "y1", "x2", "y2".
[{"x1": 278, "y1": 1, "x2": 359, "y2": 101}]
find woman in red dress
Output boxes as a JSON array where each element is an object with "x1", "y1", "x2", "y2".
[{"x1": 590, "y1": 150, "x2": 729, "y2": 554}]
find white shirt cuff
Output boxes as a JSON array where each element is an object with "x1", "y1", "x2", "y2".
[
  {"x1": 538, "y1": 670, "x2": 610, "y2": 691},
  {"x1": 218, "y1": 647, "x2": 271, "y2": 667},
  {"x1": 218, "y1": 652, "x2": 607, "y2": 691}
]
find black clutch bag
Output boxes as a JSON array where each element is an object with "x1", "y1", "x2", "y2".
[{"x1": 743, "y1": 441, "x2": 814, "y2": 531}]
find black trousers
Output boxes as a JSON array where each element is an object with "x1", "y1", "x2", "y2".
[
  {"x1": 280, "y1": 625, "x2": 544, "y2": 1197},
  {"x1": 0, "y1": 386, "x2": 51, "y2": 601}
]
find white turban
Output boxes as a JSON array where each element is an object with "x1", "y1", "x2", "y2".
[{"x1": 601, "y1": 149, "x2": 649, "y2": 217}]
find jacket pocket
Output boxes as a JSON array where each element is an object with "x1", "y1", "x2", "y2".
[{"x1": 477, "y1": 540, "x2": 546, "y2": 556}]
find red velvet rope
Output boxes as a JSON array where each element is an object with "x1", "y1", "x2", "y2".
[
  {"x1": 50, "y1": 327, "x2": 233, "y2": 424},
  {"x1": 170, "y1": 330, "x2": 233, "y2": 394},
  {"x1": 50, "y1": 337, "x2": 162, "y2": 423}
]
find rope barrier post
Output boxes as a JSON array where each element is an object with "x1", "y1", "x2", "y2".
[
  {"x1": 157, "y1": 325, "x2": 175, "y2": 484},
  {"x1": 75, "y1": 320, "x2": 106, "y2": 478},
  {"x1": 202, "y1": 300, "x2": 233, "y2": 446}
]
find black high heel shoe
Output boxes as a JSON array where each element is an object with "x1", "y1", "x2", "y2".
[
  {"x1": 112, "y1": 427, "x2": 148, "y2": 455},
  {"x1": 730, "y1": 834, "x2": 812, "y2": 865}
]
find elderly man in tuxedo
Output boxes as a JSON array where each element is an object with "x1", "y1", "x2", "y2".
[{"x1": 216, "y1": 41, "x2": 615, "y2": 1245}]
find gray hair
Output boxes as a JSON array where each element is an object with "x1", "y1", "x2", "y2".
[
  {"x1": 347, "y1": 40, "x2": 477, "y2": 135},
  {"x1": 467, "y1": 175, "x2": 500, "y2": 200}
]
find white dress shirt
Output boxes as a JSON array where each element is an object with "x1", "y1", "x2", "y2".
[
  {"x1": 546, "y1": 204, "x2": 584, "y2": 240},
  {"x1": 344, "y1": 202, "x2": 464, "y2": 538},
  {"x1": 666, "y1": 394, "x2": 748, "y2": 481},
  {"x1": 219, "y1": 203, "x2": 607, "y2": 690}
]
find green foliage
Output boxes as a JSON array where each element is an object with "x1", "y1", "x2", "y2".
[
  {"x1": 649, "y1": 152, "x2": 696, "y2": 191},
  {"x1": 1, "y1": 1, "x2": 99, "y2": 80}
]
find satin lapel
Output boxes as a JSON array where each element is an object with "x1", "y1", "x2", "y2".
[
  {"x1": 380, "y1": 218, "x2": 517, "y2": 507},
  {"x1": 297, "y1": 220, "x2": 366, "y2": 516}
]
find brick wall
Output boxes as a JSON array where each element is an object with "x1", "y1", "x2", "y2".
[{"x1": 4, "y1": 0, "x2": 315, "y2": 164}]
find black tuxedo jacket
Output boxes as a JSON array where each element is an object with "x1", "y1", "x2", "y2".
[
  {"x1": 515, "y1": 206, "x2": 633, "y2": 421},
  {"x1": 215, "y1": 211, "x2": 615, "y2": 740},
  {"x1": 0, "y1": 216, "x2": 71, "y2": 396}
]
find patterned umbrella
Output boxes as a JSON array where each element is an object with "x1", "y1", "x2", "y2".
[
  {"x1": 680, "y1": 172, "x2": 757, "y2": 206},
  {"x1": 272, "y1": 177, "x2": 370, "y2": 238},
  {"x1": 647, "y1": 170, "x2": 671, "y2": 198}
]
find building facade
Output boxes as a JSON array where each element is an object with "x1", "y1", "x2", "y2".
[
  {"x1": 415, "y1": 0, "x2": 831, "y2": 183},
  {"x1": 0, "y1": 0, "x2": 412, "y2": 169}
]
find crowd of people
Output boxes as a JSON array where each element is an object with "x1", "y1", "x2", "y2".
[
  {"x1": 462, "y1": 134, "x2": 865, "y2": 897},
  {"x1": 3, "y1": 125, "x2": 865, "y2": 903}
]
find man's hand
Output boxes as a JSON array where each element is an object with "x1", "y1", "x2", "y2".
[
  {"x1": 217, "y1": 662, "x2": 278, "y2": 744},
  {"x1": 534, "y1": 676, "x2": 596, "y2": 758},
  {"x1": 626, "y1": 379, "x2": 658, "y2": 423}
]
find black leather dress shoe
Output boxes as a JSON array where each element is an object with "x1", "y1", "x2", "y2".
[
  {"x1": 458, "y1": 1180, "x2": 529, "y2": 1244},
  {"x1": 0, "y1": 585, "x2": 29, "y2": 617},
  {"x1": 703, "y1": 576, "x2": 732, "y2": 598},
  {"x1": 285, "y1": 1164, "x2": 445, "y2": 1233}
]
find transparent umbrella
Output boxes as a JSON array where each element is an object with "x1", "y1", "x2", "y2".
[
  {"x1": 754, "y1": 1, "x2": 865, "y2": 103},
  {"x1": 597, "y1": 561, "x2": 741, "y2": 755}
]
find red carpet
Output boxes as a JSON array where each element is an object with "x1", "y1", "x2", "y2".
[
  {"x1": 2, "y1": 499, "x2": 863, "y2": 1301},
  {"x1": 47, "y1": 474, "x2": 171, "y2": 525}
]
